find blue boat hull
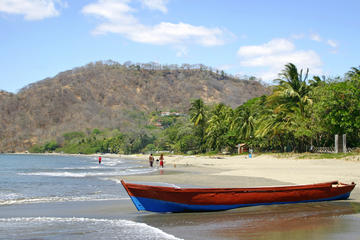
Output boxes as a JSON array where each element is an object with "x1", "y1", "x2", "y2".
[{"x1": 131, "y1": 192, "x2": 351, "y2": 213}]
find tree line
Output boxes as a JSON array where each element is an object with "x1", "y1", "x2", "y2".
[
  {"x1": 187, "y1": 63, "x2": 360, "y2": 153},
  {"x1": 30, "y1": 63, "x2": 360, "y2": 154}
]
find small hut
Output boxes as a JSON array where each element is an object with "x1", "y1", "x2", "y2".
[{"x1": 236, "y1": 143, "x2": 248, "y2": 154}]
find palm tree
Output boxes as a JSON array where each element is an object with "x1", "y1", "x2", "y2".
[
  {"x1": 189, "y1": 99, "x2": 206, "y2": 127},
  {"x1": 309, "y1": 75, "x2": 325, "y2": 87},
  {"x1": 189, "y1": 99, "x2": 207, "y2": 152},
  {"x1": 205, "y1": 103, "x2": 233, "y2": 151},
  {"x1": 234, "y1": 107, "x2": 255, "y2": 140},
  {"x1": 268, "y1": 63, "x2": 312, "y2": 117},
  {"x1": 258, "y1": 63, "x2": 314, "y2": 151},
  {"x1": 347, "y1": 66, "x2": 360, "y2": 78}
]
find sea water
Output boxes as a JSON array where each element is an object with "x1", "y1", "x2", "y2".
[
  {"x1": 0, "y1": 154, "x2": 181, "y2": 240},
  {"x1": 0, "y1": 154, "x2": 151, "y2": 205}
]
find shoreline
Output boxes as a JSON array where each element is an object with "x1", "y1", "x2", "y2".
[
  {"x1": 4, "y1": 152, "x2": 360, "y2": 200},
  {"x1": 120, "y1": 153, "x2": 360, "y2": 202}
]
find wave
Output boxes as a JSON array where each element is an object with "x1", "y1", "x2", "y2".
[
  {"x1": 0, "y1": 192, "x2": 22, "y2": 200},
  {"x1": 0, "y1": 217, "x2": 183, "y2": 240},
  {"x1": 92, "y1": 157, "x2": 124, "y2": 166},
  {"x1": 0, "y1": 195, "x2": 128, "y2": 206},
  {"x1": 18, "y1": 168, "x2": 155, "y2": 178},
  {"x1": 59, "y1": 166, "x2": 104, "y2": 170},
  {"x1": 19, "y1": 171, "x2": 94, "y2": 177},
  {"x1": 104, "y1": 177, "x2": 181, "y2": 188}
]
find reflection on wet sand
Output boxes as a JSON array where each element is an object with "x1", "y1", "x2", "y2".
[{"x1": 136, "y1": 201, "x2": 360, "y2": 240}]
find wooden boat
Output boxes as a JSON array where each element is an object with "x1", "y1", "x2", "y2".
[{"x1": 121, "y1": 180, "x2": 356, "y2": 213}]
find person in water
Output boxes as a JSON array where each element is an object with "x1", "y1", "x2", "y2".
[
  {"x1": 98, "y1": 156, "x2": 102, "y2": 164},
  {"x1": 159, "y1": 153, "x2": 164, "y2": 168},
  {"x1": 149, "y1": 154, "x2": 154, "y2": 167}
]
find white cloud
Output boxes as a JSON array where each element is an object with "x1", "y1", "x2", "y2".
[
  {"x1": 82, "y1": 0, "x2": 230, "y2": 47},
  {"x1": 310, "y1": 33, "x2": 322, "y2": 42},
  {"x1": 140, "y1": 0, "x2": 167, "y2": 13},
  {"x1": 0, "y1": 0, "x2": 65, "y2": 20},
  {"x1": 240, "y1": 50, "x2": 321, "y2": 68},
  {"x1": 237, "y1": 38, "x2": 323, "y2": 82},
  {"x1": 308, "y1": 33, "x2": 339, "y2": 52},
  {"x1": 327, "y1": 39, "x2": 338, "y2": 48},
  {"x1": 308, "y1": 33, "x2": 339, "y2": 50},
  {"x1": 237, "y1": 38, "x2": 294, "y2": 57}
]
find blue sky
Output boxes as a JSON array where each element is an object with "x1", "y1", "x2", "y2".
[{"x1": 1, "y1": 0, "x2": 359, "y2": 93}]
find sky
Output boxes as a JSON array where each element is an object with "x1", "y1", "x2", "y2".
[{"x1": 1, "y1": 0, "x2": 359, "y2": 93}]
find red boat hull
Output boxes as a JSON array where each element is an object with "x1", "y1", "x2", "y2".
[{"x1": 121, "y1": 180, "x2": 356, "y2": 213}]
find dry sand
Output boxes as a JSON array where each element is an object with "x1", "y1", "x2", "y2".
[{"x1": 119, "y1": 153, "x2": 360, "y2": 201}]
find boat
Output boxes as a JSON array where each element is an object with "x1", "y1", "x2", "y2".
[{"x1": 121, "y1": 180, "x2": 356, "y2": 213}]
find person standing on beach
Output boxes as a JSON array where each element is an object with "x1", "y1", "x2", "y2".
[
  {"x1": 149, "y1": 154, "x2": 154, "y2": 167},
  {"x1": 159, "y1": 154, "x2": 164, "y2": 168},
  {"x1": 98, "y1": 156, "x2": 102, "y2": 164}
]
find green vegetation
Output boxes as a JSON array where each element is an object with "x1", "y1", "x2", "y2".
[
  {"x1": 29, "y1": 141, "x2": 58, "y2": 153},
  {"x1": 29, "y1": 63, "x2": 360, "y2": 154},
  {"x1": 297, "y1": 152, "x2": 360, "y2": 159}
]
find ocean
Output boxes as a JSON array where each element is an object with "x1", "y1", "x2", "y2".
[
  {"x1": 1, "y1": 154, "x2": 360, "y2": 240},
  {"x1": 0, "y1": 154, "x2": 180, "y2": 240},
  {"x1": 0, "y1": 154, "x2": 152, "y2": 205}
]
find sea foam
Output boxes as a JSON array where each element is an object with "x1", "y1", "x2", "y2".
[
  {"x1": 17, "y1": 167, "x2": 155, "y2": 178},
  {"x1": 0, "y1": 195, "x2": 127, "y2": 206},
  {"x1": 0, "y1": 217, "x2": 183, "y2": 240}
]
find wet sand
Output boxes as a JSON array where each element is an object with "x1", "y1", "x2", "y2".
[
  {"x1": 3, "y1": 197, "x2": 360, "y2": 240},
  {"x1": 138, "y1": 202, "x2": 360, "y2": 240}
]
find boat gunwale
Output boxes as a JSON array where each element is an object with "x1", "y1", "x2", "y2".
[{"x1": 122, "y1": 180, "x2": 356, "y2": 194}]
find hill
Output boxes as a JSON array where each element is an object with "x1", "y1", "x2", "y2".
[{"x1": 0, "y1": 60, "x2": 269, "y2": 152}]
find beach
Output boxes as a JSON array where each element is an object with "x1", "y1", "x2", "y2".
[{"x1": 120, "y1": 153, "x2": 360, "y2": 200}]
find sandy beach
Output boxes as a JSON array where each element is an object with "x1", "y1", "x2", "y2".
[{"x1": 120, "y1": 153, "x2": 360, "y2": 201}]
